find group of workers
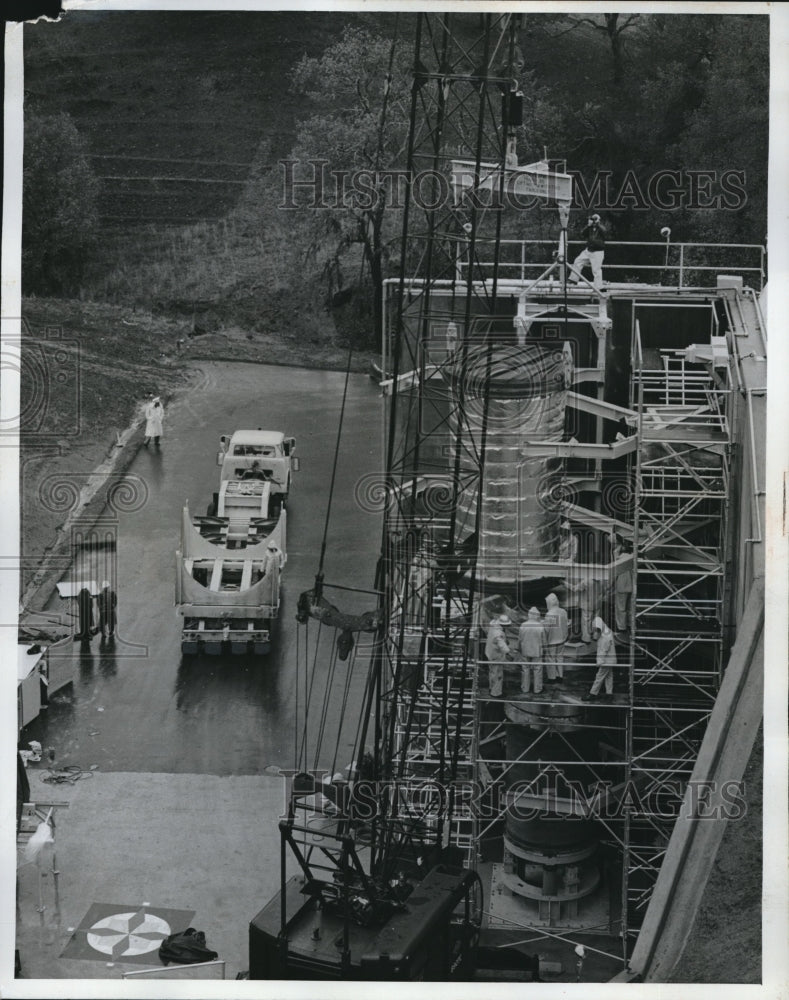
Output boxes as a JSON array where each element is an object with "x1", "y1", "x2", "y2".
[
  {"x1": 485, "y1": 592, "x2": 571, "y2": 698},
  {"x1": 484, "y1": 594, "x2": 618, "y2": 703},
  {"x1": 74, "y1": 582, "x2": 117, "y2": 641}
]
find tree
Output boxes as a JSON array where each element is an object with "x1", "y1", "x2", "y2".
[
  {"x1": 284, "y1": 25, "x2": 412, "y2": 340},
  {"x1": 23, "y1": 111, "x2": 100, "y2": 295},
  {"x1": 541, "y1": 12, "x2": 642, "y2": 85},
  {"x1": 670, "y1": 15, "x2": 768, "y2": 246}
]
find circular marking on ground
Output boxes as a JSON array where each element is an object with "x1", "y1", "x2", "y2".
[{"x1": 86, "y1": 911, "x2": 171, "y2": 956}]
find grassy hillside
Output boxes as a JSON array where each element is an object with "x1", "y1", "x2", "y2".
[
  {"x1": 25, "y1": 12, "x2": 363, "y2": 227},
  {"x1": 24, "y1": 10, "x2": 397, "y2": 342}
]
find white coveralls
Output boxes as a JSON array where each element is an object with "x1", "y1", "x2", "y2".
[
  {"x1": 544, "y1": 592, "x2": 569, "y2": 680},
  {"x1": 485, "y1": 619, "x2": 511, "y2": 697},
  {"x1": 519, "y1": 610, "x2": 547, "y2": 694},
  {"x1": 261, "y1": 544, "x2": 283, "y2": 606},
  {"x1": 144, "y1": 399, "x2": 164, "y2": 442},
  {"x1": 589, "y1": 615, "x2": 616, "y2": 696}
]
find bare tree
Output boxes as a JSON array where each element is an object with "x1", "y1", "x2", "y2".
[{"x1": 544, "y1": 13, "x2": 640, "y2": 85}]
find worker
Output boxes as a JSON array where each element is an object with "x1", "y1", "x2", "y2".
[
  {"x1": 569, "y1": 572, "x2": 599, "y2": 644},
  {"x1": 485, "y1": 614, "x2": 513, "y2": 698},
  {"x1": 143, "y1": 395, "x2": 164, "y2": 448},
  {"x1": 264, "y1": 540, "x2": 285, "y2": 571},
  {"x1": 262, "y1": 541, "x2": 283, "y2": 606},
  {"x1": 98, "y1": 580, "x2": 117, "y2": 638},
  {"x1": 612, "y1": 537, "x2": 633, "y2": 632},
  {"x1": 569, "y1": 214, "x2": 606, "y2": 290},
  {"x1": 583, "y1": 616, "x2": 616, "y2": 701},
  {"x1": 75, "y1": 586, "x2": 96, "y2": 641},
  {"x1": 544, "y1": 591, "x2": 569, "y2": 683},
  {"x1": 242, "y1": 461, "x2": 266, "y2": 481},
  {"x1": 558, "y1": 520, "x2": 578, "y2": 563},
  {"x1": 518, "y1": 607, "x2": 547, "y2": 695},
  {"x1": 407, "y1": 533, "x2": 437, "y2": 626}
]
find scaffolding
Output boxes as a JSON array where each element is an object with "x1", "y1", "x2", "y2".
[{"x1": 625, "y1": 320, "x2": 732, "y2": 937}]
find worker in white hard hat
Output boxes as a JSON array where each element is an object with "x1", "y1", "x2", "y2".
[
  {"x1": 518, "y1": 607, "x2": 547, "y2": 695},
  {"x1": 569, "y1": 213, "x2": 606, "y2": 290},
  {"x1": 583, "y1": 615, "x2": 616, "y2": 700},
  {"x1": 485, "y1": 613, "x2": 513, "y2": 698}
]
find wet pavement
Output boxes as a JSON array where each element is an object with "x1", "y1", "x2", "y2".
[{"x1": 24, "y1": 363, "x2": 383, "y2": 777}]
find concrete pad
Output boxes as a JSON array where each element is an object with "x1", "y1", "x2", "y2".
[{"x1": 17, "y1": 769, "x2": 294, "y2": 981}]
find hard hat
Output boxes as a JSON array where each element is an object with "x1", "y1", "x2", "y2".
[{"x1": 591, "y1": 213, "x2": 601, "y2": 222}]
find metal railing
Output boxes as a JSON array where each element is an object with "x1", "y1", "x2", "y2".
[{"x1": 455, "y1": 238, "x2": 766, "y2": 290}]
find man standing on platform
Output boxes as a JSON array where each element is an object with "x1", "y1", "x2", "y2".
[
  {"x1": 569, "y1": 214, "x2": 606, "y2": 290},
  {"x1": 485, "y1": 614, "x2": 513, "y2": 698},
  {"x1": 519, "y1": 607, "x2": 547, "y2": 695},
  {"x1": 583, "y1": 616, "x2": 616, "y2": 701},
  {"x1": 544, "y1": 591, "x2": 569, "y2": 683}
]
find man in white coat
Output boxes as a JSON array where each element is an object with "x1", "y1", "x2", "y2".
[
  {"x1": 519, "y1": 607, "x2": 547, "y2": 695},
  {"x1": 583, "y1": 615, "x2": 616, "y2": 700},
  {"x1": 485, "y1": 614, "x2": 513, "y2": 698},
  {"x1": 544, "y1": 592, "x2": 569, "y2": 683},
  {"x1": 144, "y1": 396, "x2": 164, "y2": 448},
  {"x1": 261, "y1": 541, "x2": 283, "y2": 606}
]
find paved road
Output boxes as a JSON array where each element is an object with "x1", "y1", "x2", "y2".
[{"x1": 28, "y1": 363, "x2": 383, "y2": 777}]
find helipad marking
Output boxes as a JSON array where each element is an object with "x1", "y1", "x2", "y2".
[
  {"x1": 60, "y1": 903, "x2": 194, "y2": 964},
  {"x1": 86, "y1": 910, "x2": 170, "y2": 957}
]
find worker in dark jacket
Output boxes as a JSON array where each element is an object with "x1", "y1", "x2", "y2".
[
  {"x1": 75, "y1": 586, "x2": 96, "y2": 640},
  {"x1": 98, "y1": 580, "x2": 117, "y2": 638},
  {"x1": 569, "y1": 214, "x2": 606, "y2": 289}
]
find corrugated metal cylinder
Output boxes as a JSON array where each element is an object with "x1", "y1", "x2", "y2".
[{"x1": 448, "y1": 343, "x2": 569, "y2": 585}]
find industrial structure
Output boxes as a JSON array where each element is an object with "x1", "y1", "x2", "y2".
[{"x1": 254, "y1": 13, "x2": 765, "y2": 981}]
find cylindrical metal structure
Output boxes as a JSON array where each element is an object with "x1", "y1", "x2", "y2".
[{"x1": 447, "y1": 343, "x2": 570, "y2": 585}]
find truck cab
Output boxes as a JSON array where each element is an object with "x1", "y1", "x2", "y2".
[{"x1": 217, "y1": 430, "x2": 299, "y2": 509}]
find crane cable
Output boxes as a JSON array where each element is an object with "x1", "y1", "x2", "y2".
[
  {"x1": 330, "y1": 638, "x2": 362, "y2": 780},
  {"x1": 294, "y1": 12, "x2": 402, "y2": 796},
  {"x1": 314, "y1": 16, "x2": 399, "y2": 604},
  {"x1": 312, "y1": 632, "x2": 340, "y2": 772},
  {"x1": 297, "y1": 616, "x2": 324, "y2": 773},
  {"x1": 314, "y1": 348, "x2": 353, "y2": 603}
]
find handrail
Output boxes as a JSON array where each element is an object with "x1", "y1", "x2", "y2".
[
  {"x1": 454, "y1": 238, "x2": 766, "y2": 289},
  {"x1": 744, "y1": 389, "x2": 764, "y2": 545}
]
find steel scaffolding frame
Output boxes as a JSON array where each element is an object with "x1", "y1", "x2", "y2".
[
  {"x1": 374, "y1": 12, "x2": 528, "y2": 882},
  {"x1": 625, "y1": 319, "x2": 732, "y2": 936}
]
